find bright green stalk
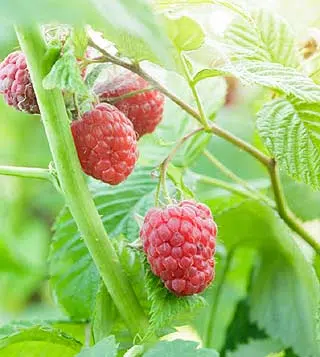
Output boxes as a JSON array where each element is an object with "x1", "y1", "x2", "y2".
[{"x1": 15, "y1": 24, "x2": 149, "y2": 337}]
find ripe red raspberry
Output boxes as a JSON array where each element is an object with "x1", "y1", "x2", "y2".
[
  {"x1": 71, "y1": 103, "x2": 138, "y2": 185},
  {"x1": 94, "y1": 70, "x2": 164, "y2": 138},
  {"x1": 0, "y1": 51, "x2": 39, "y2": 114},
  {"x1": 140, "y1": 200, "x2": 217, "y2": 296}
]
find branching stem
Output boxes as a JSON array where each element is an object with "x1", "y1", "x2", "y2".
[
  {"x1": 159, "y1": 128, "x2": 204, "y2": 203},
  {"x1": 0, "y1": 165, "x2": 50, "y2": 181}
]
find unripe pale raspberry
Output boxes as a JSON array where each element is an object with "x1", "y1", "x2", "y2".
[
  {"x1": 71, "y1": 103, "x2": 138, "y2": 185},
  {"x1": 140, "y1": 200, "x2": 217, "y2": 296},
  {"x1": 0, "y1": 51, "x2": 39, "y2": 114},
  {"x1": 94, "y1": 70, "x2": 165, "y2": 138}
]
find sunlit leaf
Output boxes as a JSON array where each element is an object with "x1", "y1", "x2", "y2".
[{"x1": 257, "y1": 98, "x2": 320, "y2": 188}]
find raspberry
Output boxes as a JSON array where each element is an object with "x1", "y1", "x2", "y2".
[
  {"x1": 140, "y1": 200, "x2": 217, "y2": 296},
  {"x1": 94, "y1": 70, "x2": 164, "y2": 138},
  {"x1": 71, "y1": 103, "x2": 138, "y2": 185},
  {"x1": 0, "y1": 51, "x2": 39, "y2": 114}
]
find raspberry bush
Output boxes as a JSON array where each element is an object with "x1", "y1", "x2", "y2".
[{"x1": 0, "y1": 2, "x2": 319, "y2": 357}]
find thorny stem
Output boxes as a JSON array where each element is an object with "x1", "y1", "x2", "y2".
[
  {"x1": 89, "y1": 37, "x2": 320, "y2": 253},
  {"x1": 16, "y1": 24, "x2": 150, "y2": 337},
  {"x1": 203, "y1": 150, "x2": 276, "y2": 208},
  {"x1": 0, "y1": 165, "x2": 51, "y2": 181}
]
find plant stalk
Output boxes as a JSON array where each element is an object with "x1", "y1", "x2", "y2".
[
  {"x1": 203, "y1": 150, "x2": 275, "y2": 208},
  {"x1": 16, "y1": 24, "x2": 149, "y2": 337},
  {"x1": 180, "y1": 53, "x2": 210, "y2": 129},
  {"x1": 0, "y1": 165, "x2": 50, "y2": 180},
  {"x1": 101, "y1": 87, "x2": 156, "y2": 105},
  {"x1": 159, "y1": 127, "x2": 204, "y2": 202},
  {"x1": 197, "y1": 174, "x2": 260, "y2": 200},
  {"x1": 268, "y1": 160, "x2": 320, "y2": 254}
]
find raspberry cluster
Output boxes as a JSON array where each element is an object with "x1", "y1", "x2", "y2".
[
  {"x1": 0, "y1": 49, "x2": 165, "y2": 185},
  {"x1": 95, "y1": 70, "x2": 164, "y2": 138},
  {"x1": 0, "y1": 51, "x2": 39, "y2": 114},
  {"x1": 140, "y1": 200, "x2": 217, "y2": 296}
]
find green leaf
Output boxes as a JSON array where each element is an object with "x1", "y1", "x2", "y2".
[
  {"x1": 195, "y1": 60, "x2": 320, "y2": 103},
  {"x1": 144, "y1": 261, "x2": 205, "y2": 336},
  {"x1": 91, "y1": 0, "x2": 174, "y2": 69},
  {"x1": 215, "y1": 201, "x2": 320, "y2": 357},
  {"x1": 72, "y1": 26, "x2": 88, "y2": 58},
  {"x1": 144, "y1": 340, "x2": 219, "y2": 357},
  {"x1": 193, "y1": 69, "x2": 224, "y2": 84},
  {"x1": 230, "y1": 61, "x2": 320, "y2": 102},
  {"x1": 250, "y1": 253, "x2": 319, "y2": 357},
  {"x1": 124, "y1": 345, "x2": 144, "y2": 357},
  {"x1": 224, "y1": 9, "x2": 299, "y2": 67},
  {"x1": 92, "y1": 283, "x2": 118, "y2": 343},
  {"x1": 267, "y1": 353, "x2": 285, "y2": 357},
  {"x1": 221, "y1": 299, "x2": 266, "y2": 354},
  {"x1": 92, "y1": 279, "x2": 134, "y2": 355},
  {"x1": 199, "y1": 60, "x2": 320, "y2": 103},
  {"x1": 226, "y1": 339, "x2": 284, "y2": 357},
  {"x1": 155, "y1": 0, "x2": 213, "y2": 8},
  {"x1": 156, "y1": 0, "x2": 251, "y2": 23},
  {"x1": 167, "y1": 166, "x2": 195, "y2": 200},
  {"x1": 0, "y1": 323, "x2": 82, "y2": 356},
  {"x1": 278, "y1": 175, "x2": 320, "y2": 221},
  {"x1": 85, "y1": 63, "x2": 110, "y2": 88},
  {"x1": 114, "y1": 238, "x2": 149, "y2": 311},
  {"x1": 165, "y1": 16, "x2": 205, "y2": 51},
  {"x1": 194, "y1": 249, "x2": 255, "y2": 351},
  {"x1": 50, "y1": 167, "x2": 157, "y2": 319},
  {"x1": 0, "y1": 1, "x2": 173, "y2": 68},
  {"x1": 257, "y1": 98, "x2": 320, "y2": 189},
  {"x1": 76, "y1": 336, "x2": 118, "y2": 357},
  {"x1": 43, "y1": 46, "x2": 88, "y2": 95},
  {"x1": 49, "y1": 206, "x2": 100, "y2": 319}
]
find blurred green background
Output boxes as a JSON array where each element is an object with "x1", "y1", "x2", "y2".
[{"x1": 0, "y1": 100, "x2": 63, "y2": 322}]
